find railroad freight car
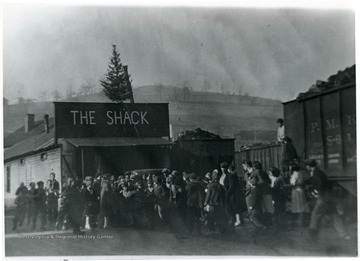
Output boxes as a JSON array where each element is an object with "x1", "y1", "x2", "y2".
[
  {"x1": 284, "y1": 82, "x2": 356, "y2": 196},
  {"x1": 236, "y1": 82, "x2": 356, "y2": 197}
]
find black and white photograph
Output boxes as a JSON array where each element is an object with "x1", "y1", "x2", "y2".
[{"x1": 2, "y1": 1, "x2": 358, "y2": 258}]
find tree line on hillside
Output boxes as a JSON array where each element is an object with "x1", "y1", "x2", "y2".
[{"x1": 9, "y1": 44, "x2": 255, "y2": 105}]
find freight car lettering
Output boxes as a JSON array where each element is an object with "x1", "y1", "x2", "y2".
[
  {"x1": 311, "y1": 142, "x2": 323, "y2": 148},
  {"x1": 347, "y1": 156, "x2": 357, "y2": 163},
  {"x1": 345, "y1": 133, "x2": 355, "y2": 141},
  {"x1": 311, "y1": 122, "x2": 320, "y2": 133},
  {"x1": 106, "y1": 111, "x2": 149, "y2": 125},
  {"x1": 325, "y1": 119, "x2": 338, "y2": 130},
  {"x1": 70, "y1": 110, "x2": 96, "y2": 125},
  {"x1": 328, "y1": 153, "x2": 340, "y2": 158},
  {"x1": 347, "y1": 115, "x2": 356, "y2": 125},
  {"x1": 327, "y1": 135, "x2": 342, "y2": 145},
  {"x1": 309, "y1": 154, "x2": 323, "y2": 159}
]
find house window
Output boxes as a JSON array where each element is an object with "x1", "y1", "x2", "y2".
[
  {"x1": 20, "y1": 158, "x2": 25, "y2": 165},
  {"x1": 6, "y1": 166, "x2": 10, "y2": 193},
  {"x1": 40, "y1": 152, "x2": 47, "y2": 161}
]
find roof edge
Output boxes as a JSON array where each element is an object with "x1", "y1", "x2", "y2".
[{"x1": 4, "y1": 145, "x2": 61, "y2": 163}]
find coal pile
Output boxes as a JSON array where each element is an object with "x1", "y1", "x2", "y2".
[
  {"x1": 296, "y1": 64, "x2": 355, "y2": 100},
  {"x1": 177, "y1": 128, "x2": 222, "y2": 140}
]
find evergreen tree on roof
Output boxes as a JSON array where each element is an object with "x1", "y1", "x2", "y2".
[{"x1": 100, "y1": 45, "x2": 134, "y2": 103}]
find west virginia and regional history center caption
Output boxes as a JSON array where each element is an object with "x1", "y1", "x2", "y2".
[{"x1": 17, "y1": 234, "x2": 114, "y2": 240}]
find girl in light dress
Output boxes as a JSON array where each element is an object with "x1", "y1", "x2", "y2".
[{"x1": 289, "y1": 162, "x2": 309, "y2": 227}]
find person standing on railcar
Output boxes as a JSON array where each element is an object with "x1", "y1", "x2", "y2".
[
  {"x1": 276, "y1": 118, "x2": 285, "y2": 143},
  {"x1": 281, "y1": 137, "x2": 298, "y2": 183}
]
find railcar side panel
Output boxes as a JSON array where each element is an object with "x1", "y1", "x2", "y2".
[
  {"x1": 304, "y1": 97, "x2": 325, "y2": 170},
  {"x1": 321, "y1": 92, "x2": 343, "y2": 175},
  {"x1": 340, "y1": 87, "x2": 357, "y2": 175}
]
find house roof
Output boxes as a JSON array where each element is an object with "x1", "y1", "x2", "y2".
[
  {"x1": 4, "y1": 130, "x2": 55, "y2": 162},
  {"x1": 4, "y1": 117, "x2": 56, "y2": 162},
  {"x1": 4, "y1": 117, "x2": 54, "y2": 148}
]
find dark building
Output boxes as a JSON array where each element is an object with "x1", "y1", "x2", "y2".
[{"x1": 4, "y1": 102, "x2": 173, "y2": 208}]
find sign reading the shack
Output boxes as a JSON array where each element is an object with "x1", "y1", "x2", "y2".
[{"x1": 54, "y1": 102, "x2": 170, "y2": 138}]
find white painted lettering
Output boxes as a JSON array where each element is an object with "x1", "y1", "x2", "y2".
[
  {"x1": 326, "y1": 119, "x2": 336, "y2": 130},
  {"x1": 114, "y1": 111, "x2": 122, "y2": 124},
  {"x1": 141, "y1": 111, "x2": 149, "y2": 125},
  {"x1": 131, "y1": 111, "x2": 140, "y2": 124},
  {"x1": 311, "y1": 122, "x2": 318, "y2": 133},
  {"x1": 106, "y1": 111, "x2": 114, "y2": 125},
  {"x1": 80, "y1": 111, "x2": 88, "y2": 125},
  {"x1": 123, "y1": 111, "x2": 131, "y2": 124},
  {"x1": 89, "y1": 111, "x2": 96, "y2": 125},
  {"x1": 335, "y1": 134, "x2": 341, "y2": 144},
  {"x1": 70, "y1": 110, "x2": 79, "y2": 125},
  {"x1": 347, "y1": 115, "x2": 356, "y2": 125},
  {"x1": 346, "y1": 133, "x2": 352, "y2": 141}
]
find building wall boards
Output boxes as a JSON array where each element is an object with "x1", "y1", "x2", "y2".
[{"x1": 4, "y1": 148, "x2": 61, "y2": 208}]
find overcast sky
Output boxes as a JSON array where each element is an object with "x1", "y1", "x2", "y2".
[{"x1": 3, "y1": 4, "x2": 355, "y2": 102}]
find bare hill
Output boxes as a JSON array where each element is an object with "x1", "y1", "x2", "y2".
[{"x1": 4, "y1": 85, "x2": 282, "y2": 147}]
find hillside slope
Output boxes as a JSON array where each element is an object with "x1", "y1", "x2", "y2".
[{"x1": 4, "y1": 85, "x2": 282, "y2": 147}]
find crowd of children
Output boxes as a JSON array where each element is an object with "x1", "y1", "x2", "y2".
[{"x1": 11, "y1": 159, "x2": 351, "y2": 241}]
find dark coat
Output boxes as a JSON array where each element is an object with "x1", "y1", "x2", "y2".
[
  {"x1": 67, "y1": 185, "x2": 84, "y2": 231},
  {"x1": 34, "y1": 188, "x2": 46, "y2": 207},
  {"x1": 27, "y1": 188, "x2": 35, "y2": 207},
  {"x1": 172, "y1": 175, "x2": 187, "y2": 208},
  {"x1": 271, "y1": 177, "x2": 286, "y2": 213},
  {"x1": 244, "y1": 170, "x2": 260, "y2": 208},
  {"x1": 255, "y1": 169, "x2": 271, "y2": 195},
  {"x1": 223, "y1": 172, "x2": 241, "y2": 212},
  {"x1": 83, "y1": 185, "x2": 100, "y2": 216},
  {"x1": 245, "y1": 170, "x2": 258, "y2": 196},
  {"x1": 224, "y1": 172, "x2": 241, "y2": 198},
  {"x1": 16, "y1": 185, "x2": 28, "y2": 196},
  {"x1": 282, "y1": 142, "x2": 298, "y2": 163},
  {"x1": 310, "y1": 167, "x2": 330, "y2": 197},
  {"x1": 204, "y1": 180, "x2": 225, "y2": 206},
  {"x1": 185, "y1": 181, "x2": 205, "y2": 208},
  {"x1": 153, "y1": 184, "x2": 169, "y2": 207},
  {"x1": 15, "y1": 192, "x2": 29, "y2": 208}
]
